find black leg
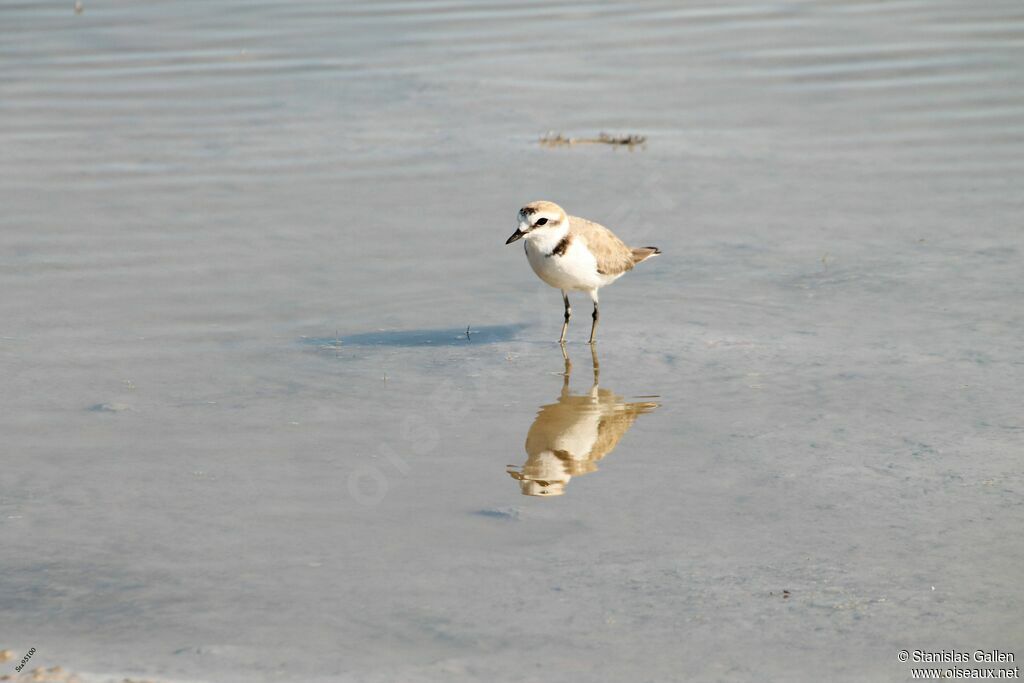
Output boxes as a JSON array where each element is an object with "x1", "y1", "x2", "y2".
[
  {"x1": 559, "y1": 291, "x2": 571, "y2": 344},
  {"x1": 588, "y1": 301, "x2": 599, "y2": 344}
]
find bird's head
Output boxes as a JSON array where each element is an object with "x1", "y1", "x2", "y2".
[
  {"x1": 507, "y1": 465, "x2": 569, "y2": 496},
  {"x1": 505, "y1": 201, "x2": 568, "y2": 244}
]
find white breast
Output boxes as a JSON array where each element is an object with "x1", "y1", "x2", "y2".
[
  {"x1": 524, "y1": 236, "x2": 603, "y2": 291},
  {"x1": 548, "y1": 407, "x2": 602, "y2": 459}
]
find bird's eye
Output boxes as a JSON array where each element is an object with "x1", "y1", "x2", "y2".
[{"x1": 535, "y1": 218, "x2": 548, "y2": 226}]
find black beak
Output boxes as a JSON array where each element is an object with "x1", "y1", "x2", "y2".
[{"x1": 505, "y1": 228, "x2": 525, "y2": 245}]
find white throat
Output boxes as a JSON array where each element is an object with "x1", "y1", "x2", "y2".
[{"x1": 524, "y1": 222, "x2": 569, "y2": 255}]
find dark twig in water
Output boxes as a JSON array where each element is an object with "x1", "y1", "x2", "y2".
[
  {"x1": 466, "y1": 325, "x2": 472, "y2": 341},
  {"x1": 540, "y1": 132, "x2": 647, "y2": 148}
]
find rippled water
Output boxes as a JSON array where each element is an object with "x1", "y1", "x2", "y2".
[{"x1": 2, "y1": 1, "x2": 1022, "y2": 681}]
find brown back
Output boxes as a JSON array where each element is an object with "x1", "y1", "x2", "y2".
[{"x1": 568, "y1": 215, "x2": 635, "y2": 276}]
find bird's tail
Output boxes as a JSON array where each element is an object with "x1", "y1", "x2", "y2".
[{"x1": 630, "y1": 246, "x2": 661, "y2": 264}]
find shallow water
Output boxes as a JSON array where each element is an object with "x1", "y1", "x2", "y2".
[{"x1": 2, "y1": 1, "x2": 1023, "y2": 681}]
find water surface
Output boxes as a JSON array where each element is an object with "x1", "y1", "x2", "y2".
[{"x1": 1, "y1": 1, "x2": 1022, "y2": 681}]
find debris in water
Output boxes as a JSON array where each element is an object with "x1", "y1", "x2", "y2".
[{"x1": 540, "y1": 132, "x2": 646, "y2": 148}]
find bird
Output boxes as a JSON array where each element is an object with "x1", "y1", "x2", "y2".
[
  {"x1": 506, "y1": 346, "x2": 658, "y2": 496},
  {"x1": 505, "y1": 201, "x2": 660, "y2": 344}
]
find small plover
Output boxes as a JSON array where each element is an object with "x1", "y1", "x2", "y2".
[
  {"x1": 505, "y1": 201, "x2": 660, "y2": 343},
  {"x1": 506, "y1": 346, "x2": 658, "y2": 496}
]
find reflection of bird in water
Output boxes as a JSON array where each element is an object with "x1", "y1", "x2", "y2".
[{"x1": 507, "y1": 346, "x2": 658, "y2": 497}]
